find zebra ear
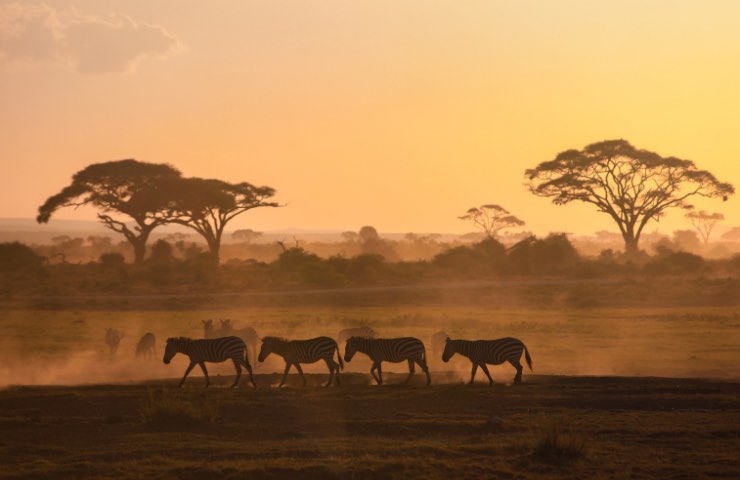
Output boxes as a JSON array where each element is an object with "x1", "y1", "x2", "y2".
[{"x1": 445, "y1": 336, "x2": 450, "y2": 343}]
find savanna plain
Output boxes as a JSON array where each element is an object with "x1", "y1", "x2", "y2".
[{"x1": 1, "y1": 283, "x2": 739, "y2": 479}]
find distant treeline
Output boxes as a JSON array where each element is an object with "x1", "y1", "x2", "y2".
[{"x1": 2, "y1": 233, "x2": 740, "y2": 297}]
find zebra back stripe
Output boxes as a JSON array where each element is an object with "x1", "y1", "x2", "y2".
[
  {"x1": 262, "y1": 336, "x2": 342, "y2": 367},
  {"x1": 447, "y1": 337, "x2": 532, "y2": 368},
  {"x1": 347, "y1": 336, "x2": 426, "y2": 363},
  {"x1": 167, "y1": 336, "x2": 247, "y2": 364}
]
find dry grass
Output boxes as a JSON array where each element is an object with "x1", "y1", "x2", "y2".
[
  {"x1": 0, "y1": 375, "x2": 738, "y2": 479},
  {"x1": 138, "y1": 387, "x2": 219, "y2": 425},
  {"x1": 531, "y1": 427, "x2": 587, "y2": 464}
]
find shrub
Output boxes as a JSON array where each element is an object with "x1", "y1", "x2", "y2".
[
  {"x1": 531, "y1": 427, "x2": 586, "y2": 463},
  {"x1": 0, "y1": 242, "x2": 43, "y2": 272},
  {"x1": 139, "y1": 388, "x2": 218, "y2": 425},
  {"x1": 99, "y1": 252, "x2": 125, "y2": 267},
  {"x1": 644, "y1": 251, "x2": 704, "y2": 275}
]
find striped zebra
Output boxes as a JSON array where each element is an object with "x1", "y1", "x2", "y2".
[
  {"x1": 219, "y1": 319, "x2": 259, "y2": 366},
  {"x1": 337, "y1": 326, "x2": 378, "y2": 344},
  {"x1": 163, "y1": 336, "x2": 256, "y2": 388},
  {"x1": 442, "y1": 337, "x2": 532, "y2": 385},
  {"x1": 344, "y1": 336, "x2": 431, "y2": 386},
  {"x1": 258, "y1": 336, "x2": 343, "y2": 387}
]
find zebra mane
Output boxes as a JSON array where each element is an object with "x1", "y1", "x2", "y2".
[
  {"x1": 167, "y1": 336, "x2": 192, "y2": 343},
  {"x1": 262, "y1": 336, "x2": 289, "y2": 344},
  {"x1": 348, "y1": 335, "x2": 375, "y2": 341}
]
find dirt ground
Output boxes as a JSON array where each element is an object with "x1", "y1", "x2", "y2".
[{"x1": 1, "y1": 373, "x2": 738, "y2": 479}]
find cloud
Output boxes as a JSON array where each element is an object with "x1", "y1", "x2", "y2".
[{"x1": 0, "y1": 3, "x2": 183, "y2": 74}]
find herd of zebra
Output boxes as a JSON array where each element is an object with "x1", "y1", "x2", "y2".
[{"x1": 109, "y1": 322, "x2": 533, "y2": 388}]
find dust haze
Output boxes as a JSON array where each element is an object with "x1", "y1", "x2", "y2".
[{"x1": 2, "y1": 297, "x2": 738, "y2": 388}]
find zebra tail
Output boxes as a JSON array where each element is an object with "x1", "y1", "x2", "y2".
[
  {"x1": 336, "y1": 345, "x2": 344, "y2": 370},
  {"x1": 524, "y1": 344, "x2": 533, "y2": 371}
]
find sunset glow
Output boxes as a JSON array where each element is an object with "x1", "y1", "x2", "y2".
[{"x1": 2, "y1": 0, "x2": 739, "y2": 235}]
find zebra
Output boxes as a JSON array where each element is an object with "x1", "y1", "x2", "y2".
[
  {"x1": 258, "y1": 336, "x2": 343, "y2": 387},
  {"x1": 135, "y1": 332, "x2": 156, "y2": 359},
  {"x1": 105, "y1": 328, "x2": 123, "y2": 355},
  {"x1": 163, "y1": 336, "x2": 256, "y2": 388},
  {"x1": 337, "y1": 326, "x2": 377, "y2": 344},
  {"x1": 218, "y1": 319, "x2": 259, "y2": 366},
  {"x1": 431, "y1": 330, "x2": 449, "y2": 358},
  {"x1": 344, "y1": 336, "x2": 431, "y2": 386},
  {"x1": 442, "y1": 337, "x2": 532, "y2": 385}
]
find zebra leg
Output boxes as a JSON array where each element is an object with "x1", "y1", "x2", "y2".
[
  {"x1": 469, "y1": 363, "x2": 479, "y2": 385},
  {"x1": 295, "y1": 363, "x2": 307, "y2": 387},
  {"x1": 323, "y1": 358, "x2": 335, "y2": 387},
  {"x1": 179, "y1": 361, "x2": 197, "y2": 387},
  {"x1": 369, "y1": 363, "x2": 380, "y2": 384},
  {"x1": 403, "y1": 359, "x2": 416, "y2": 385},
  {"x1": 230, "y1": 359, "x2": 242, "y2": 388},
  {"x1": 376, "y1": 362, "x2": 384, "y2": 385},
  {"x1": 417, "y1": 358, "x2": 431, "y2": 386},
  {"x1": 509, "y1": 358, "x2": 524, "y2": 384},
  {"x1": 242, "y1": 359, "x2": 257, "y2": 388},
  {"x1": 199, "y1": 362, "x2": 210, "y2": 387},
  {"x1": 479, "y1": 363, "x2": 494, "y2": 386},
  {"x1": 279, "y1": 363, "x2": 292, "y2": 387}
]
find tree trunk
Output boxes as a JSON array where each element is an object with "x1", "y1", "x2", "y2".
[
  {"x1": 623, "y1": 235, "x2": 640, "y2": 258},
  {"x1": 131, "y1": 229, "x2": 152, "y2": 265},
  {"x1": 132, "y1": 239, "x2": 147, "y2": 265},
  {"x1": 206, "y1": 237, "x2": 221, "y2": 265}
]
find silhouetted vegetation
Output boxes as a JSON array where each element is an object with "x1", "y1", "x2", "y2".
[{"x1": 526, "y1": 139, "x2": 735, "y2": 257}]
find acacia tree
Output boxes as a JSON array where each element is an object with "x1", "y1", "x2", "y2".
[
  {"x1": 164, "y1": 177, "x2": 278, "y2": 264},
  {"x1": 37, "y1": 159, "x2": 181, "y2": 264},
  {"x1": 685, "y1": 210, "x2": 724, "y2": 244},
  {"x1": 526, "y1": 139, "x2": 734, "y2": 256},
  {"x1": 458, "y1": 204, "x2": 525, "y2": 239}
]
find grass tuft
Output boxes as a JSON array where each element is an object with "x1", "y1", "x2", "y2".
[
  {"x1": 139, "y1": 388, "x2": 218, "y2": 425},
  {"x1": 531, "y1": 427, "x2": 587, "y2": 463}
]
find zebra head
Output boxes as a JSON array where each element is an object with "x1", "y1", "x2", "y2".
[
  {"x1": 219, "y1": 319, "x2": 233, "y2": 334},
  {"x1": 163, "y1": 337, "x2": 179, "y2": 364},
  {"x1": 258, "y1": 336, "x2": 280, "y2": 362},
  {"x1": 442, "y1": 337, "x2": 455, "y2": 362},
  {"x1": 344, "y1": 337, "x2": 359, "y2": 362}
]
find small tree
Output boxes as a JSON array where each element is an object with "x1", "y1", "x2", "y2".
[
  {"x1": 458, "y1": 204, "x2": 525, "y2": 239},
  {"x1": 232, "y1": 229, "x2": 263, "y2": 244},
  {"x1": 37, "y1": 159, "x2": 181, "y2": 264},
  {"x1": 526, "y1": 139, "x2": 734, "y2": 256},
  {"x1": 685, "y1": 211, "x2": 724, "y2": 244},
  {"x1": 163, "y1": 177, "x2": 279, "y2": 264}
]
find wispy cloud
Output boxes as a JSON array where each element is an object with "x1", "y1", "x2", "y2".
[{"x1": 0, "y1": 3, "x2": 183, "y2": 74}]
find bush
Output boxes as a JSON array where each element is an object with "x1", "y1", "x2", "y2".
[
  {"x1": 531, "y1": 427, "x2": 586, "y2": 463},
  {"x1": 644, "y1": 251, "x2": 704, "y2": 275},
  {"x1": 0, "y1": 242, "x2": 43, "y2": 272},
  {"x1": 99, "y1": 252, "x2": 125, "y2": 267},
  {"x1": 139, "y1": 388, "x2": 219, "y2": 425}
]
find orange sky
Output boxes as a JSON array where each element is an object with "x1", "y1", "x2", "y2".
[{"x1": 1, "y1": 0, "x2": 739, "y2": 236}]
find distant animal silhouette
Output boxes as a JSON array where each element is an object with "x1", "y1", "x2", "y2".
[
  {"x1": 431, "y1": 330, "x2": 449, "y2": 357},
  {"x1": 105, "y1": 328, "x2": 123, "y2": 355},
  {"x1": 135, "y1": 333, "x2": 156, "y2": 359},
  {"x1": 442, "y1": 337, "x2": 532, "y2": 385},
  {"x1": 258, "y1": 336, "x2": 343, "y2": 387},
  {"x1": 218, "y1": 319, "x2": 259, "y2": 366},
  {"x1": 163, "y1": 336, "x2": 256, "y2": 388},
  {"x1": 344, "y1": 336, "x2": 431, "y2": 385},
  {"x1": 202, "y1": 319, "x2": 218, "y2": 339},
  {"x1": 337, "y1": 326, "x2": 378, "y2": 344}
]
